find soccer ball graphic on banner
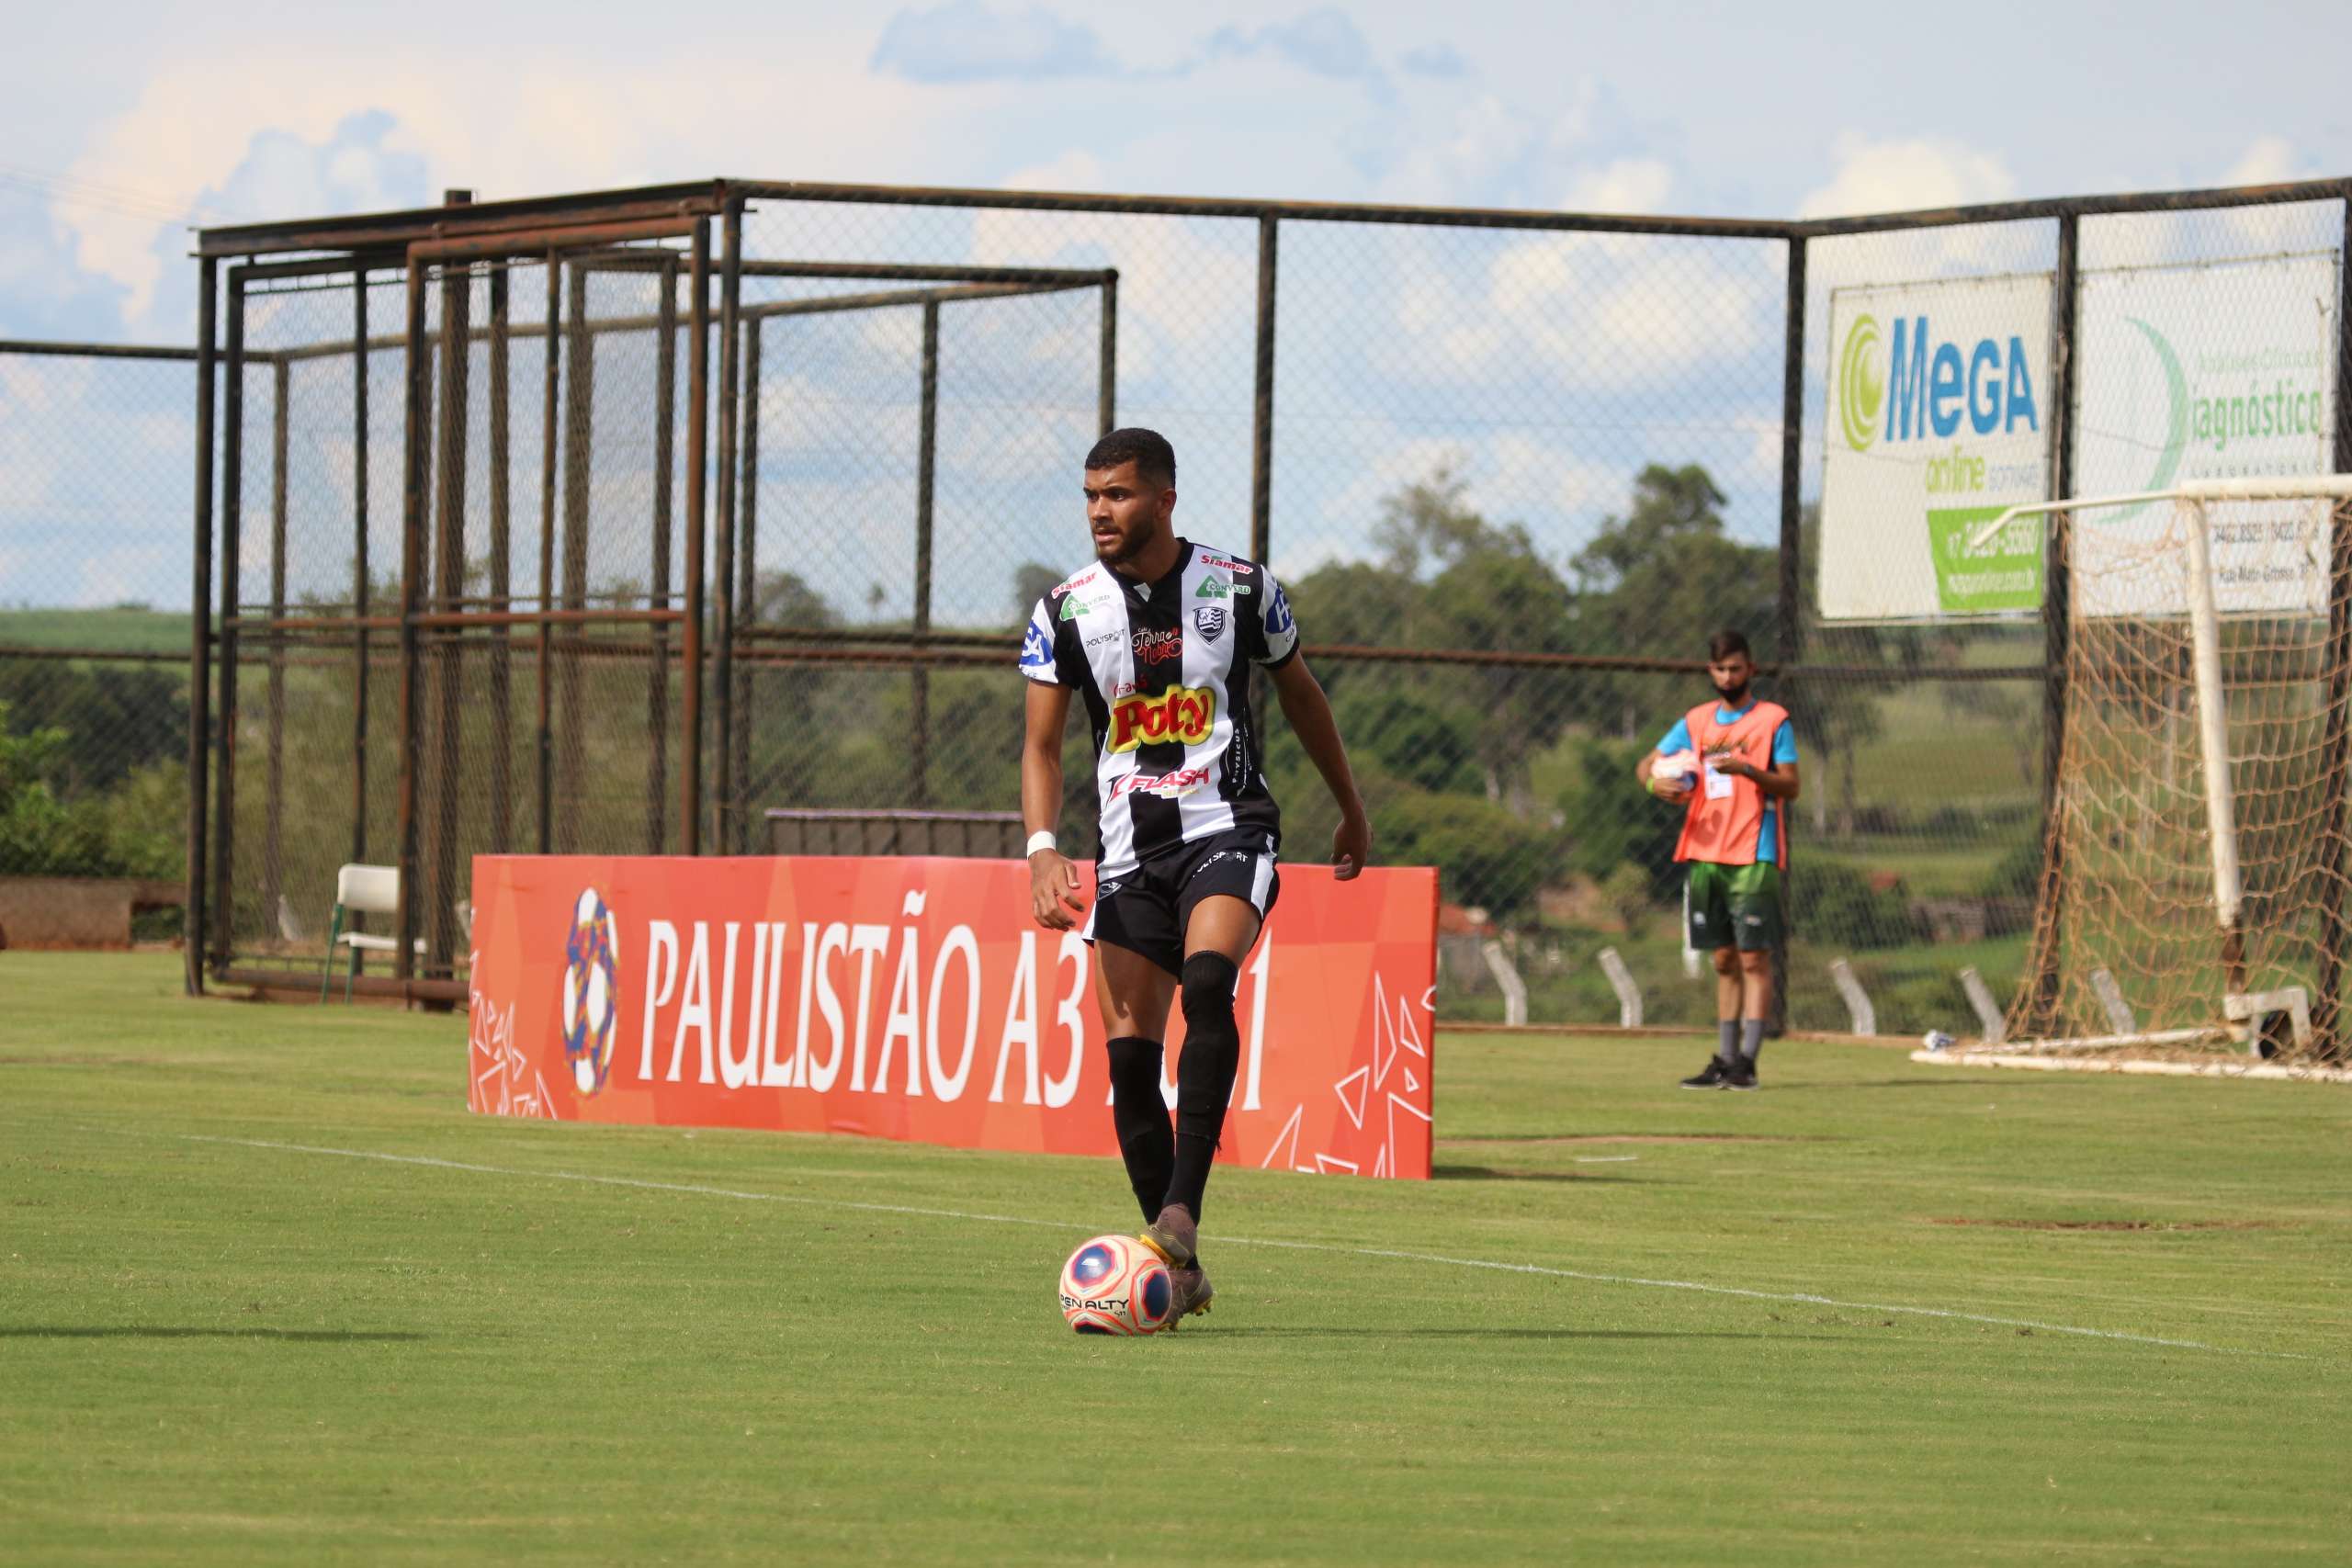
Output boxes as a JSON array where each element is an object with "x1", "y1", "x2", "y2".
[
  {"x1": 1057, "y1": 1235, "x2": 1173, "y2": 1335},
  {"x1": 560, "y1": 887, "x2": 620, "y2": 1097}
]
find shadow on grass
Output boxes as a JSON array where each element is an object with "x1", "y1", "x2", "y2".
[
  {"x1": 1193, "y1": 1328, "x2": 1846, "y2": 1342},
  {"x1": 0, "y1": 1326, "x2": 426, "y2": 1342},
  {"x1": 1430, "y1": 1164, "x2": 1649, "y2": 1184}
]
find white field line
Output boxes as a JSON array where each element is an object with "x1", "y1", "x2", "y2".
[{"x1": 168, "y1": 1133, "x2": 2313, "y2": 1362}]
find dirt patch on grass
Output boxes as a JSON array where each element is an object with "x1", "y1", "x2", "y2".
[{"x1": 1923, "y1": 1216, "x2": 2278, "y2": 1232}]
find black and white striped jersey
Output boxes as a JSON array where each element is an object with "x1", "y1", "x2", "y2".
[{"x1": 1019, "y1": 539, "x2": 1300, "y2": 878}]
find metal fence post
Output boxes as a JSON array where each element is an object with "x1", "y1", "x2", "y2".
[
  {"x1": 394, "y1": 255, "x2": 431, "y2": 987},
  {"x1": 352, "y1": 270, "x2": 372, "y2": 874},
  {"x1": 681, "y1": 217, "x2": 710, "y2": 853},
  {"x1": 261, "y1": 356, "x2": 289, "y2": 931},
  {"x1": 649, "y1": 256, "x2": 677, "y2": 854},
  {"x1": 1250, "y1": 217, "x2": 1277, "y2": 565},
  {"x1": 536, "y1": 251, "x2": 560, "y2": 856},
  {"x1": 429, "y1": 201, "x2": 472, "y2": 982},
  {"x1": 2025, "y1": 213, "x2": 2082, "y2": 1032},
  {"x1": 209, "y1": 268, "x2": 246, "y2": 974},
  {"x1": 1770, "y1": 233, "x2": 1807, "y2": 1034},
  {"x1": 911, "y1": 298, "x2": 940, "y2": 809},
  {"x1": 184, "y1": 257, "x2": 218, "y2": 996},
  {"x1": 1098, "y1": 269, "x2": 1117, "y2": 436},
  {"x1": 488, "y1": 263, "x2": 514, "y2": 854},
  {"x1": 714, "y1": 199, "x2": 744, "y2": 851},
  {"x1": 733, "y1": 316, "x2": 762, "y2": 851}
]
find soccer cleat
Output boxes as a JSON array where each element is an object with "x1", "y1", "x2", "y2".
[
  {"x1": 1722, "y1": 1058, "x2": 1759, "y2": 1091},
  {"x1": 1163, "y1": 1262, "x2": 1215, "y2": 1326},
  {"x1": 1138, "y1": 1203, "x2": 1199, "y2": 1270},
  {"x1": 1680, "y1": 1055, "x2": 1736, "y2": 1089}
]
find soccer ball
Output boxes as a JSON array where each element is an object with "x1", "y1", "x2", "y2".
[
  {"x1": 1058, "y1": 1235, "x2": 1174, "y2": 1336},
  {"x1": 560, "y1": 887, "x2": 620, "y2": 1097}
]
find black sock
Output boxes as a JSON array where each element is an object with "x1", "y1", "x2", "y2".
[
  {"x1": 1164, "y1": 953, "x2": 1241, "y2": 1223},
  {"x1": 1104, "y1": 1035, "x2": 1173, "y2": 1224}
]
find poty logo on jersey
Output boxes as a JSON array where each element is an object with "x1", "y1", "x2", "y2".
[
  {"x1": 1109, "y1": 686, "x2": 1216, "y2": 752},
  {"x1": 1131, "y1": 627, "x2": 1182, "y2": 664},
  {"x1": 1110, "y1": 766, "x2": 1210, "y2": 800},
  {"x1": 1838, "y1": 312, "x2": 2040, "y2": 454}
]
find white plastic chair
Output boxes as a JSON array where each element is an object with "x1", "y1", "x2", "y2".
[{"x1": 318, "y1": 863, "x2": 421, "y2": 1001}]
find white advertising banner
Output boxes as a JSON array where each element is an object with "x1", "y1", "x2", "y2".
[
  {"x1": 1820, "y1": 274, "x2": 2054, "y2": 622},
  {"x1": 2071, "y1": 253, "x2": 2340, "y2": 618}
]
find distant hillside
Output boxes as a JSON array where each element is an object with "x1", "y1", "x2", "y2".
[{"x1": 0, "y1": 607, "x2": 192, "y2": 657}]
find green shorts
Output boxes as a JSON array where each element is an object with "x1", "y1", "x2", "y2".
[{"x1": 1687, "y1": 861, "x2": 1782, "y2": 953}]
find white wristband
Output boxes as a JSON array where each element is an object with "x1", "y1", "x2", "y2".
[{"x1": 1025, "y1": 830, "x2": 1058, "y2": 858}]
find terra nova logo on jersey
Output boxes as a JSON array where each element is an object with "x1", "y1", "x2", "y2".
[{"x1": 1838, "y1": 312, "x2": 2041, "y2": 455}]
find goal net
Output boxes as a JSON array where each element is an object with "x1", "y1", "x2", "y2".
[{"x1": 2007, "y1": 479, "x2": 2352, "y2": 1063}]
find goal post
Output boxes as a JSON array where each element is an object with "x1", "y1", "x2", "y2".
[{"x1": 1990, "y1": 477, "x2": 2352, "y2": 1059}]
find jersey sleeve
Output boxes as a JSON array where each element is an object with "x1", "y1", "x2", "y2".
[
  {"x1": 1254, "y1": 568, "x2": 1299, "y2": 669},
  {"x1": 1771, "y1": 719, "x2": 1798, "y2": 764},
  {"x1": 1018, "y1": 599, "x2": 1064, "y2": 686},
  {"x1": 1656, "y1": 716, "x2": 1692, "y2": 755}
]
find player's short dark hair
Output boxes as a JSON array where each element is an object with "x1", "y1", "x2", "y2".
[
  {"x1": 1707, "y1": 628, "x2": 1752, "y2": 662},
  {"x1": 1084, "y1": 427, "x2": 1176, "y2": 489}
]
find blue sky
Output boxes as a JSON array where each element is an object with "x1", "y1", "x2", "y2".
[{"x1": 2, "y1": 1, "x2": 2346, "y2": 617}]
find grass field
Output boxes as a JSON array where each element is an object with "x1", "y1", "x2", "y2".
[{"x1": 2, "y1": 953, "x2": 2346, "y2": 1564}]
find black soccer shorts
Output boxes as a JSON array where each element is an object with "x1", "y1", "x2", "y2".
[{"x1": 1083, "y1": 828, "x2": 1281, "y2": 976}]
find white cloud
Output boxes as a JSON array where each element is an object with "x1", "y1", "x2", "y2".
[
  {"x1": 1796, "y1": 133, "x2": 2017, "y2": 221},
  {"x1": 2221, "y1": 134, "x2": 2308, "y2": 186},
  {"x1": 1561, "y1": 157, "x2": 1674, "y2": 216}
]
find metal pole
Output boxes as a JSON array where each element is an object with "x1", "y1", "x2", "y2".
[
  {"x1": 2026, "y1": 212, "x2": 2081, "y2": 1033},
  {"x1": 713, "y1": 198, "x2": 743, "y2": 851},
  {"x1": 536, "y1": 251, "x2": 560, "y2": 854},
  {"x1": 394, "y1": 256, "x2": 430, "y2": 985},
  {"x1": 558, "y1": 263, "x2": 594, "y2": 852},
  {"x1": 2180, "y1": 500, "x2": 2247, "y2": 993},
  {"x1": 681, "y1": 216, "x2": 709, "y2": 853},
  {"x1": 2312, "y1": 189, "x2": 2352, "y2": 1060},
  {"x1": 209, "y1": 269, "x2": 246, "y2": 974},
  {"x1": 1770, "y1": 234, "x2": 1806, "y2": 1037},
  {"x1": 488, "y1": 263, "x2": 514, "y2": 853},
  {"x1": 648, "y1": 257, "x2": 676, "y2": 854},
  {"x1": 1250, "y1": 216, "x2": 1277, "y2": 564},
  {"x1": 1098, "y1": 271, "x2": 1117, "y2": 435},
  {"x1": 911, "y1": 299, "x2": 940, "y2": 809},
  {"x1": 733, "y1": 318, "x2": 762, "y2": 851},
  {"x1": 262, "y1": 356, "x2": 289, "y2": 931},
  {"x1": 184, "y1": 256, "x2": 218, "y2": 996},
  {"x1": 352, "y1": 270, "x2": 371, "y2": 874},
  {"x1": 429, "y1": 202, "x2": 472, "y2": 982}
]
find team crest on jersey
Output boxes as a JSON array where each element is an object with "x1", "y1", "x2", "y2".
[{"x1": 1193, "y1": 606, "x2": 1226, "y2": 641}]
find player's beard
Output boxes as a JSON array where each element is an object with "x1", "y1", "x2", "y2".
[
  {"x1": 1094, "y1": 517, "x2": 1153, "y2": 568},
  {"x1": 1713, "y1": 677, "x2": 1750, "y2": 706}
]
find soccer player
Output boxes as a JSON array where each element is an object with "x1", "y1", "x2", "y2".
[
  {"x1": 1634, "y1": 629, "x2": 1800, "y2": 1091},
  {"x1": 1018, "y1": 427, "x2": 1371, "y2": 1323}
]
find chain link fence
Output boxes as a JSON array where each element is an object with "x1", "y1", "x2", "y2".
[
  {"x1": 11, "y1": 175, "x2": 2336, "y2": 1047},
  {"x1": 0, "y1": 342, "x2": 198, "y2": 943}
]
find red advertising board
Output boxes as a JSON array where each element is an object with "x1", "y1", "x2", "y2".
[{"x1": 467, "y1": 855, "x2": 1439, "y2": 1179}]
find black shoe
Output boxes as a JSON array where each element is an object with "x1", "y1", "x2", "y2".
[
  {"x1": 1722, "y1": 1057, "x2": 1758, "y2": 1091},
  {"x1": 1680, "y1": 1056, "x2": 1735, "y2": 1089}
]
